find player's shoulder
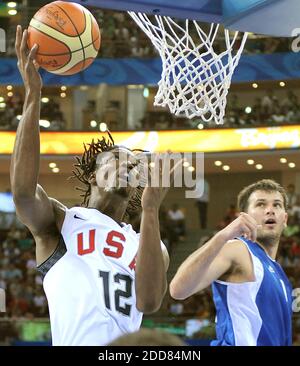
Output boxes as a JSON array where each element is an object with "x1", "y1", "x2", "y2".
[
  {"x1": 222, "y1": 238, "x2": 251, "y2": 264},
  {"x1": 67, "y1": 206, "x2": 99, "y2": 218},
  {"x1": 224, "y1": 238, "x2": 245, "y2": 248}
]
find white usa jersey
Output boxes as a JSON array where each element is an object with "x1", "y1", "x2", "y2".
[{"x1": 38, "y1": 207, "x2": 143, "y2": 346}]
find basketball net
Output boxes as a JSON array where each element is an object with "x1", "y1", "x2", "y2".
[{"x1": 128, "y1": 12, "x2": 248, "y2": 124}]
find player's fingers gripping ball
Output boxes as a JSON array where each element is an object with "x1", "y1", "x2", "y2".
[{"x1": 27, "y1": 1, "x2": 101, "y2": 75}]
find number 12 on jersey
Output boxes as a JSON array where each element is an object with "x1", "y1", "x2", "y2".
[{"x1": 99, "y1": 270, "x2": 133, "y2": 316}]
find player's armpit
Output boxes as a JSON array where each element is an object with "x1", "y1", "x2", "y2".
[{"x1": 14, "y1": 184, "x2": 66, "y2": 236}]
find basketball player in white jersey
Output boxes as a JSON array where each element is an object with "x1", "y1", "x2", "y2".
[
  {"x1": 11, "y1": 26, "x2": 172, "y2": 346},
  {"x1": 170, "y1": 179, "x2": 293, "y2": 346}
]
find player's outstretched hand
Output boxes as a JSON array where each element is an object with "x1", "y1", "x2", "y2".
[
  {"x1": 141, "y1": 153, "x2": 182, "y2": 211},
  {"x1": 15, "y1": 25, "x2": 42, "y2": 92}
]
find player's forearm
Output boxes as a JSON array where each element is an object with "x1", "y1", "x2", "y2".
[
  {"x1": 10, "y1": 91, "x2": 41, "y2": 199},
  {"x1": 135, "y1": 208, "x2": 167, "y2": 314},
  {"x1": 170, "y1": 231, "x2": 228, "y2": 299}
]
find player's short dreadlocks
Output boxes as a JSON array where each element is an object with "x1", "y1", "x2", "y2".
[{"x1": 71, "y1": 131, "x2": 145, "y2": 217}]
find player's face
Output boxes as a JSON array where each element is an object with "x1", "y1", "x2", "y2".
[
  {"x1": 95, "y1": 147, "x2": 144, "y2": 197},
  {"x1": 246, "y1": 190, "x2": 288, "y2": 242}
]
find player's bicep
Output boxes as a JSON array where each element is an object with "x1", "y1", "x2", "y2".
[
  {"x1": 207, "y1": 251, "x2": 232, "y2": 282},
  {"x1": 14, "y1": 184, "x2": 59, "y2": 234}
]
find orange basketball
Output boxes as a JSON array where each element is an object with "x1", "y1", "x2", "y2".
[{"x1": 27, "y1": 1, "x2": 101, "y2": 75}]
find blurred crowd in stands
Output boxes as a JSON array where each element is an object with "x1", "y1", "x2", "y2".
[
  {"x1": 0, "y1": 224, "x2": 47, "y2": 319},
  {"x1": 2, "y1": 9, "x2": 293, "y2": 59},
  {"x1": 0, "y1": 94, "x2": 66, "y2": 131},
  {"x1": 223, "y1": 90, "x2": 300, "y2": 127},
  {"x1": 1, "y1": 88, "x2": 300, "y2": 131},
  {"x1": 139, "y1": 89, "x2": 300, "y2": 130}
]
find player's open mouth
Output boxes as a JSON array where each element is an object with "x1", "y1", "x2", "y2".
[{"x1": 264, "y1": 218, "x2": 276, "y2": 226}]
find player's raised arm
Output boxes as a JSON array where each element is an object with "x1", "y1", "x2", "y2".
[
  {"x1": 135, "y1": 154, "x2": 183, "y2": 313},
  {"x1": 10, "y1": 26, "x2": 64, "y2": 239},
  {"x1": 170, "y1": 213, "x2": 260, "y2": 300},
  {"x1": 11, "y1": 26, "x2": 41, "y2": 199}
]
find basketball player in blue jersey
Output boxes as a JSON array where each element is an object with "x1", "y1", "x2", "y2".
[
  {"x1": 170, "y1": 179, "x2": 293, "y2": 346},
  {"x1": 11, "y1": 26, "x2": 173, "y2": 346}
]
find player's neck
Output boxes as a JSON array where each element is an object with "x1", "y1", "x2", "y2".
[
  {"x1": 88, "y1": 194, "x2": 127, "y2": 224},
  {"x1": 256, "y1": 239, "x2": 279, "y2": 260}
]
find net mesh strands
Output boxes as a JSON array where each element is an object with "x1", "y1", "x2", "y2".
[{"x1": 128, "y1": 12, "x2": 248, "y2": 124}]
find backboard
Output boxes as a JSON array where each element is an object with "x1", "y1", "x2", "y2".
[
  {"x1": 73, "y1": 0, "x2": 298, "y2": 37},
  {"x1": 74, "y1": 0, "x2": 223, "y2": 24}
]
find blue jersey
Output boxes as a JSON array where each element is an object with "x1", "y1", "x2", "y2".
[{"x1": 211, "y1": 237, "x2": 293, "y2": 346}]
